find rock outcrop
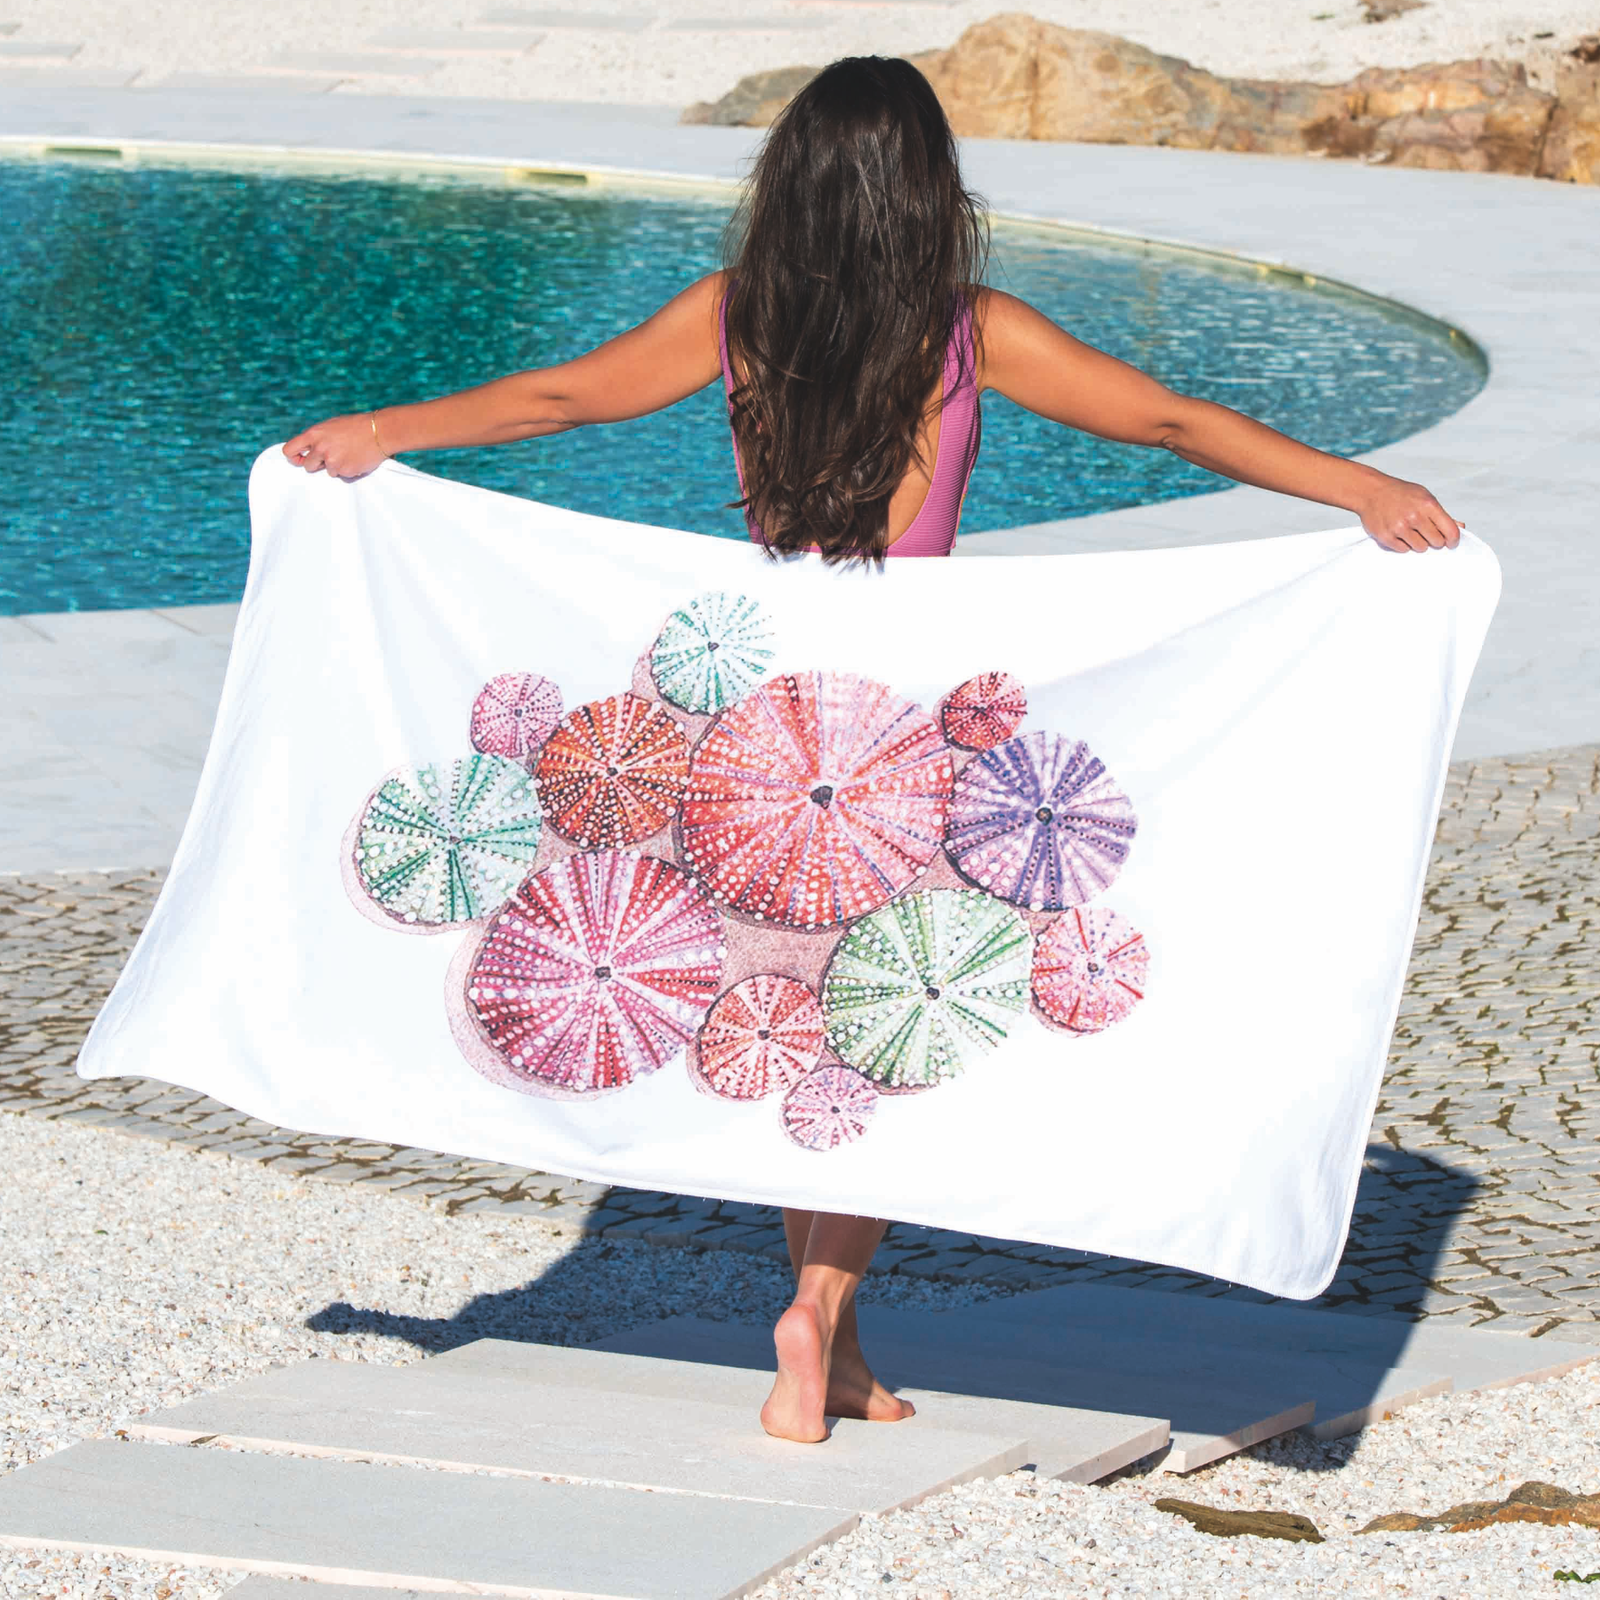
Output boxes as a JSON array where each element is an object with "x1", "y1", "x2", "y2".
[
  {"x1": 1358, "y1": 1480, "x2": 1600, "y2": 1534},
  {"x1": 684, "y1": 14, "x2": 1600, "y2": 184},
  {"x1": 682, "y1": 65, "x2": 820, "y2": 131},
  {"x1": 1361, "y1": 0, "x2": 1427, "y2": 21},
  {"x1": 1154, "y1": 1499, "x2": 1325, "y2": 1543},
  {"x1": 916, "y1": 20, "x2": 1342, "y2": 150},
  {"x1": 1307, "y1": 58, "x2": 1556, "y2": 172},
  {"x1": 1542, "y1": 37, "x2": 1600, "y2": 183}
]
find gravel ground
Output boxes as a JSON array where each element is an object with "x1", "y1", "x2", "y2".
[
  {"x1": 3, "y1": 1111, "x2": 1597, "y2": 1599},
  {"x1": 1, "y1": 0, "x2": 1594, "y2": 107},
  {"x1": 0, "y1": 1110, "x2": 996, "y2": 1599}
]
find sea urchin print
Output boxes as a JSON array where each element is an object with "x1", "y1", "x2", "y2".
[
  {"x1": 470, "y1": 672, "x2": 563, "y2": 765},
  {"x1": 650, "y1": 592, "x2": 776, "y2": 715},
  {"x1": 681, "y1": 671, "x2": 954, "y2": 929},
  {"x1": 1032, "y1": 906, "x2": 1149, "y2": 1033},
  {"x1": 823, "y1": 888, "x2": 1032, "y2": 1090},
  {"x1": 537, "y1": 693, "x2": 689, "y2": 849},
  {"x1": 940, "y1": 671, "x2": 1027, "y2": 750},
  {"x1": 695, "y1": 974, "x2": 824, "y2": 1100},
  {"x1": 353, "y1": 754, "x2": 543, "y2": 928},
  {"x1": 780, "y1": 1064, "x2": 879, "y2": 1152},
  {"x1": 945, "y1": 731, "x2": 1137, "y2": 911},
  {"x1": 463, "y1": 849, "x2": 724, "y2": 1096}
]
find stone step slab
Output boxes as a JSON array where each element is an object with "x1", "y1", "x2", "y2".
[
  {"x1": 665, "y1": 15, "x2": 825, "y2": 29},
  {"x1": 0, "y1": 66, "x2": 140, "y2": 86},
  {"x1": 0, "y1": 40, "x2": 81, "y2": 57},
  {"x1": 149, "y1": 74, "x2": 338, "y2": 93},
  {"x1": 480, "y1": 8, "x2": 654, "y2": 29},
  {"x1": 430, "y1": 1336, "x2": 1168, "y2": 1485},
  {"x1": 591, "y1": 1318, "x2": 1295, "y2": 1475},
  {"x1": 125, "y1": 1352, "x2": 1028, "y2": 1516},
  {"x1": 263, "y1": 52, "x2": 444, "y2": 76},
  {"x1": 851, "y1": 1298, "x2": 1450, "y2": 1445},
  {"x1": 230, "y1": 1586, "x2": 431, "y2": 1599},
  {"x1": 0, "y1": 1440, "x2": 856, "y2": 1600},
  {"x1": 365, "y1": 28, "x2": 545, "y2": 53},
  {"x1": 973, "y1": 1285, "x2": 1598, "y2": 1436}
]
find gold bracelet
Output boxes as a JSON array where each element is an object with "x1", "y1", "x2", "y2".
[{"x1": 370, "y1": 409, "x2": 388, "y2": 456}]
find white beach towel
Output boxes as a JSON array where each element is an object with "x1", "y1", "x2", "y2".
[{"x1": 79, "y1": 449, "x2": 1499, "y2": 1298}]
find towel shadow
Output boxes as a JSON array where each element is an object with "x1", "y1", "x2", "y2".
[
  {"x1": 305, "y1": 1143, "x2": 1480, "y2": 1472},
  {"x1": 305, "y1": 1232, "x2": 700, "y2": 1354},
  {"x1": 1300, "y1": 1141, "x2": 1483, "y2": 1322}
]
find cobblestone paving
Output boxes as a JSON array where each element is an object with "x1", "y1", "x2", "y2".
[{"x1": 2, "y1": 746, "x2": 1596, "y2": 1340}]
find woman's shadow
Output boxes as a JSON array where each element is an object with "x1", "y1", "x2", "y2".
[{"x1": 307, "y1": 1142, "x2": 1481, "y2": 1474}]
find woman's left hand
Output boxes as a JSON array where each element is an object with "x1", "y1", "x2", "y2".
[
  {"x1": 1356, "y1": 476, "x2": 1463, "y2": 553},
  {"x1": 283, "y1": 413, "x2": 389, "y2": 479}
]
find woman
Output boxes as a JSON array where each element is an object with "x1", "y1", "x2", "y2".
[{"x1": 285, "y1": 56, "x2": 1461, "y2": 1445}]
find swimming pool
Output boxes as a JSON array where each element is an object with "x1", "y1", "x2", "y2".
[{"x1": 1, "y1": 155, "x2": 1485, "y2": 616}]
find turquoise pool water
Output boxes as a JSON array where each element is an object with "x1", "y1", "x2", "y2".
[{"x1": 1, "y1": 157, "x2": 1484, "y2": 615}]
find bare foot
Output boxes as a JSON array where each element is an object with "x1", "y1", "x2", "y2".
[
  {"x1": 761, "y1": 1303, "x2": 831, "y2": 1443},
  {"x1": 826, "y1": 1338, "x2": 916, "y2": 1423}
]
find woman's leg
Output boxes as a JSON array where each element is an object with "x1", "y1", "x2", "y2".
[
  {"x1": 761, "y1": 1209, "x2": 915, "y2": 1441},
  {"x1": 780, "y1": 1210, "x2": 915, "y2": 1425}
]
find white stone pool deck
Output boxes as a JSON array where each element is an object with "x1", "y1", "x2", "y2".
[{"x1": 2, "y1": 85, "x2": 1598, "y2": 872}]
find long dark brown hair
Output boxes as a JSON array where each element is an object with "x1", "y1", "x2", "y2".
[{"x1": 722, "y1": 56, "x2": 988, "y2": 564}]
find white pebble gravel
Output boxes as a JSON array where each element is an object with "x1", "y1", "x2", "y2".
[
  {"x1": 2, "y1": 0, "x2": 1595, "y2": 105},
  {"x1": 2, "y1": 1109, "x2": 1597, "y2": 1599},
  {"x1": 751, "y1": 1370, "x2": 1600, "y2": 1599}
]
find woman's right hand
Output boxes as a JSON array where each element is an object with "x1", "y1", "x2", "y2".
[
  {"x1": 283, "y1": 412, "x2": 389, "y2": 479},
  {"x1": 1353, "y1": 474, "x2": 1462, "y2": 553}
]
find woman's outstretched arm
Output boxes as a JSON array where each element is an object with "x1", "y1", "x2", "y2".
[
  {"x1": 978, "y1": 289, "x2": 1461, "y2": 553},
  {"x1": 282, "y1": 271, "x2": 727, "y2": 478}
]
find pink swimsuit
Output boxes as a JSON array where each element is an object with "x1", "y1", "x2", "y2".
[{"x1": 718, "y1": 299, "x2": 982, "y2": 557}]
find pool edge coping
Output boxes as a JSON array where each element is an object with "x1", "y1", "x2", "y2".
[{"x1": 0, "y1": 120, "x2": 1508, "y2": 637}]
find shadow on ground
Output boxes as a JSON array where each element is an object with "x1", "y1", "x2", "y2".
[
  {"x1": 306, "y1": 1232, "x2": 755, "y2": 1355},
  {"x1": 307, "y1": 1143, "x2": 1481, "y2": 1470}
]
